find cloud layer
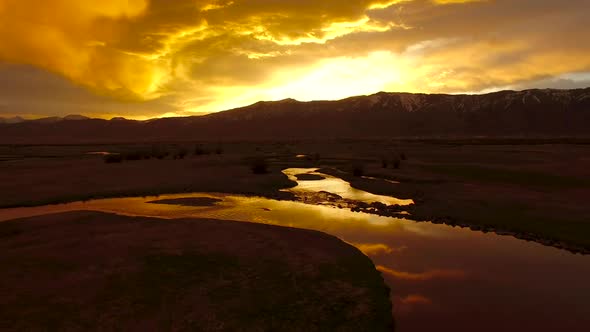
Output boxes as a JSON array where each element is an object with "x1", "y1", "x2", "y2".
[{"x1": 1, "y1": 0, "x2": 589, "y2": 118}]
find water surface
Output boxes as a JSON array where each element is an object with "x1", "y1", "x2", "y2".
[{"x1": 283, "y1": 168, "x2": 412, "y2": 206}]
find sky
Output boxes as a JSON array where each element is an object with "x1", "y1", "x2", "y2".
[{"x1": 0, "y1": 0, "x2": 589, "y2": 120}]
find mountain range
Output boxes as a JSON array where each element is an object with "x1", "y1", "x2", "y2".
[{"x1": 1, "y1": 88, "x2": 589, "y2": 143}]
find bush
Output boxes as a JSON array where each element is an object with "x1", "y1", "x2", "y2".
[
  {"x1": 155, "y1": 152, "x2": 169, "y2": 160},
  {"x1": 250, "y1": 158, "x2": 269, "y2": 174},
  {"x1": 174, "y1": 148, "x2": 188, "y2": 159},
  {"x1": 151, "y1": 145, "x2": 169, "y2": 160},
  {"x1": 123, "y1": 151, "x2": 144, "y2": 161},
  {"x1": 104, "y1": 154, "x2": 123, "y2": 164},
  {"x1": 194, "y1": 145, "x2": 210, "y2": 156},
  {"x1": 312, "y1": 153, "x2": 321, "y2": 163},
  {"x1": 304, "y1": 153, "x2": 321, "y2": 164},
  {"x1": 381, "y1": 158, "x2": 388, "y2": 168},
  {"x1": 352, "y1": 163, "x2": 365, "y2": 177},
  {"x1": 392, "y1": 158, "x2": 401, "y2": 169}
]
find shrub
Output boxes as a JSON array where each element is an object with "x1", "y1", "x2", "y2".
[
  {"x1": 180, "y1": 149, "x2": 188, "y2": 159},
  {"x1": 352, "y1": 163, "x2": 365, "y2": 177},
  {"x1": 174, "y1": 148, "x2": 188, "y2": 159},
  {"x1": 250, "y1": 158, "x2": 269, "y2": 174},
  {"x1": 104, "y1": 154, "x2": 123, "y2": 164},
  {"x1": 312, "y1": 153, "x2": 321, "y2": 163},
  {"x1": 151, "y1": 145, "x2": 169, "y2": 160},
  {"x1": 392, "y1": 158, "x2": 401, "y2": 169},
  {"x1": 124, "y1": 151, "x2": 144, "y2": 161},
  {"x1": 194, "y1": 145, "x2": 210, "y2": 156},
  {"x1": 381, "y1": 158, "x2": 388, "y2": 168},
  {"x1": 155, "y1": 152, "x2": 169, "y2": 160}
]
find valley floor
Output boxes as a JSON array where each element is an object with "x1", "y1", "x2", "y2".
[
  {"x1": 1, "y1": 139, "x2": 589, "y2": 250},
  {"x1": 0, "y1": 211, "x2": 392, "y2": 331}
]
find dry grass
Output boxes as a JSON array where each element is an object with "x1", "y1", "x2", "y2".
[
  {"x1": 0, "y1": 155, "x2": 295, "y2": 208},
  {"x1": 2, "y1": 140, "x2": 590, "y2": 249},
  {"x1": 0, "y1": 211, "x2": 393, "y2": 331}
]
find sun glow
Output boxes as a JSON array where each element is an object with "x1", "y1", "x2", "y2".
[
  {"x1": 178, "y1": 50, "x2": 414, "y2": 115},
  {"x1": 1, "y1": 0, "x2": 588, "y2": 119},
  {"x1": 254, "y1": 16, "x2": 398, "y2": 46},
  {"x1": 267, "y1": 51, "x2": 406, "y2": 101}
]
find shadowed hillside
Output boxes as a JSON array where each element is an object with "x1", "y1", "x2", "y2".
[{"x1": 1, "y1": 88, "x2": 589, "y2": 143}]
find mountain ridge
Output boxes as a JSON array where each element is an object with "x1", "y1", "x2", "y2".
[{"x1": 1, "y1": 88, "x2": 589, "y2": 143}]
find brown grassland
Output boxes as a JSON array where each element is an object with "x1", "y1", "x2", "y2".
[
  {"x1": 1, "y1": 139, "x2": 589, "y2": 330},
  {"x1": 1, "y1": 140, "x2": 588, "y2": 251},
  {"x1": 0, "y1": 211, "x2": 392, "y2": 331}
]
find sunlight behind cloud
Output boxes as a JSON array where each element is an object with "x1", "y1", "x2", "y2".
[
  {"x1": 180, "y1": 50, "x2": 412, "y2": 115},
  {"x1": 267, "y1": 51, "x2": 406, "y2": 101},
  {"x1": 254, "y1": 16, "x2": 398, "y2": 46},
  {"x1": 0, "y1": 0, "x2": 589, "y2": 119}
]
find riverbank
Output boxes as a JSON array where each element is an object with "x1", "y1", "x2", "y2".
[
  {"x1": 0, "y1": 155, "x2": 296, "y2": 208},
  {"x1": 319, "y1": 147, "x2": 590, "y2": 254},
  {"x1": 0, "y1": 211, "x2": 393, "y2": 331},
  {"x1": 1, "y1": 141, "x2": 589, "y2": 253},
  {"x1": 2, "y1": 141, "x2": 590, "y2": 331}
]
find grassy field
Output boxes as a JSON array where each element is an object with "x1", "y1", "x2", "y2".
[
  {"x1": 0, "y1": 145, "x2": 296, "y2": 208},
  {"x1": 316, "y1": 141, "x2": 590, "y2": 250},
  {"x1": 1, "y1": 140, "x2": 589, "y2": 250},
  {"x1": 0, "y1": 211, "x2": 393, "y2": 331}
]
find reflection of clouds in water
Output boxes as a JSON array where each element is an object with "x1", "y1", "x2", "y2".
[
  {"x1": 399, "y1": 294, "x2": 432, "y2": 306},
  {"x1": 377, "y1": 265, "x2": 467, "y2": 281},
  {"x1": 314, "y1": 206, "x2": 394, "y2": 227},
  {"x1": 282, "y1": 168, "x2": 414, "y2": 206},
  {"x1": 395, "y1": 294, "x2": 433, "y2": 315},
  {"x1": 353, "y1": 243, "x2": 407, "y2": 256},
  {"x1": 230, "y1": 196, "x2": 404, "y2": 228}
]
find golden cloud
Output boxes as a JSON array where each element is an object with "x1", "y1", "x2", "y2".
[
  {"x1": 0, "y1": 0, "x2": 157, "y2": 99},
  {"x1": 0, "y1": 0, "x2": 589, "y2": 118}
]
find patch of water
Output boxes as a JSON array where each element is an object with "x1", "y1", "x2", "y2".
[{"x1": 283, "y1": 168, "x2": 412, "y2": 206}]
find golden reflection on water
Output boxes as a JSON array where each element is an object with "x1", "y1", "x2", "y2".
[
  {"x1": 353, "y1": 243, "x2": 398, "y2": 255},
  {"x1": 377, "y1": 265, "x2": 467, "y2": 281},
  {"x1": 283, "y1": 168, "x2": 414, "y2": 206}
]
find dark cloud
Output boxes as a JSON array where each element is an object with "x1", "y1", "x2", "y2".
[{"x1": 0, "y1": 64, "x2": 177, "y2": 119}]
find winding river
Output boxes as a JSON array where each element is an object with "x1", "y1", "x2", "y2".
[{"x1": 1, "y1": 168, "x2": 589, "y2": 331}]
